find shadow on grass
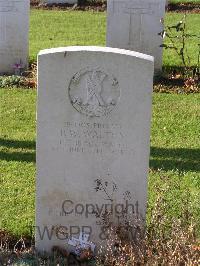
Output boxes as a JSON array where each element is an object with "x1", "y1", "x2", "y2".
[
  {"x1": 150, "y1": 147, "x2": 200, "y2": 172},
  {"x1": 0, "y1": 139, "x2": 199, "y2": 171},
  {"x1": 0, "y1": 138, "x2": 35, "y2": 149},
  {"x1": 0, "y1": 151, "x2": 36, "y2": 163},
  {"x1": 0, "y1": 138, "x2": 35, "y2": 163}
]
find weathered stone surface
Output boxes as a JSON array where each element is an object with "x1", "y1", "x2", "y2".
[{"x1": 36, "y1": 46, "x2": 154, "y2": 252}]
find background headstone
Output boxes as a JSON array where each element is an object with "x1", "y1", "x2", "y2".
[
  {"x1": 107, "y1": 0, "x2": 166, "y2": 74},
  {"x1": 36, "y1": 46, "x2": 154, "y2": 252},
  {"x1": 0, "y1": 0, "x2": 30, "y2": 74}
]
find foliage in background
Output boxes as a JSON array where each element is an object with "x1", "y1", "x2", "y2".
[
  {"x1": 0, "y1": 76, "x2": 23, "y2": 88},
  {"x1": 161, "y1": 14, "x2": 200, "y2": 87},
  {"x1": 169, "y1": 0, "x2": 200, "y2": 3},
  {"x1": 30, "y1": 0, "x2": 200, "y2": 4},
  {"x1": 0, "y1": 64, "x2": 37, "y2": 89},
  {"x1": 29, "y1": 10, "x2": 199, "y2": 68}
]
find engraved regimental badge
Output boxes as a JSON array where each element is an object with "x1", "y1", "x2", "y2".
[{"x1": 68, "y1": 67, "x2": 120, "y2": 117}]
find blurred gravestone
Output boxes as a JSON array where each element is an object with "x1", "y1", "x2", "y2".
[
  {"x1": 0, "y1": 0, "x2": 30, "y2": 74},
  {"x1": 107, "y1": 0, "x2": 166, "y2": 74}
]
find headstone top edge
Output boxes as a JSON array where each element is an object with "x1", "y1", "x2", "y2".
[{"x1": 38, "y1": 46, "x2": 154, "y2": 62}]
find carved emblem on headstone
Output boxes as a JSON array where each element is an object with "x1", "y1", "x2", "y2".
[{"x1": 68, "y1": 67, "x2": 120, "y2": 117}]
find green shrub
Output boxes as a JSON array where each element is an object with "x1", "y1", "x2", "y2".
[{"x1": 0, "y1": 76, "x2": 23, "y2": 88}]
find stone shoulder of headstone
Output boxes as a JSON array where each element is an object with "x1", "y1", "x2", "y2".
[{"x1": 36, "y1": 46, "x2": 154, "y2": 253}]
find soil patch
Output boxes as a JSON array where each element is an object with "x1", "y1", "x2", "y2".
[
  {"x1": 167, "y1": 3, "x2": 200, "y2": 13},
  {"x1": 31, "y1": 1, "x2": 107, "y2": 12},
  {"x1": 30, "y1": 1, "x2": 200, "y2": 13},
  {"x1": 0, "y1": 230, "x2": 33, "y2": 250}
]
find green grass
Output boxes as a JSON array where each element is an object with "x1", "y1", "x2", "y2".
[
  {"x1": 0, "y1": 89, "x2": 36, "y2": 236},
  {"x1": 0, "y1": 89, "x2": 199, "y2": 236},
  {"x1": 29, "y1": 10, "x2": 200, "y2": 68},
  {"x1": 148, "y1": 94, "x2": 200, "y2": 225},
  {"x1": 29, "y1": 10, "x2": 106, "y2": 62},
  {"x1": 169, "y1": 0, "x2": 200, "y2": 3}
]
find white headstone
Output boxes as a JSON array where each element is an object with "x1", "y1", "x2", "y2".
[
  {"x1": 36, "y1": 46, "x2": 154, "y2": 252},
  {"x1": 107, "y1": 0, "x2": 166, "y2": 74},
  {"x1": 0, "y1": 0, "x2": 30, "y2": 74}
]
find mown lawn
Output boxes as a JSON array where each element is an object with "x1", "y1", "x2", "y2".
[
  {"x1": 0, "y1": 89, "x2": 199, "y2": 236},
  {"x1": 29, "y1": 10, "x2": 200, "y2": 68},
  {"x1": 170, "y1": 0, "x2": 200, "y2": 3},
  {"x1": 29, "y1": 10, "x2": 106, "y2": 62}
]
